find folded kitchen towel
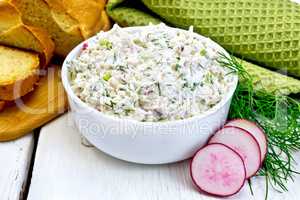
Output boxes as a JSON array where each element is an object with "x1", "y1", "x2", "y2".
[
  {"x1": 239, "y1": 59, "x2": 300, "y2": 95},
  {"x1": 107, "y1": 0, "x2": 300, "y2": 95}
]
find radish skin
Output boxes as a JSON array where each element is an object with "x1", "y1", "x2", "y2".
[
  {"x1": 209, "y1": 127, "x2": 261, "y2": 178},
  {"x1": 190, "y1": 143, "x2": 246, "y2": 197},
  {"x1": 225, "y1": 119, "x2": 267, "y2": 162}
]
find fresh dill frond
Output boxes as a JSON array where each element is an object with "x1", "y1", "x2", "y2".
[{"x1": 218, "y1": 53, "x2": 300, "y2": 197}]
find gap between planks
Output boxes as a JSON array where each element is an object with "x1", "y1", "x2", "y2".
[{"x1": 0, "y1": 133, "x2": 34, "y2": 200}]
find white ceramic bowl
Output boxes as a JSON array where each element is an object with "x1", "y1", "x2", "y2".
[{"x1": 61, "y1": 26, "x2": 238, "y2": 164}]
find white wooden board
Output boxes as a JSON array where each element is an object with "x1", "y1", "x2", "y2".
[
  {"x1": 0, "y1": 134, "x2": 34, "y2": 200},
  {"x1": 27, "y1": 113, "x2": 300, "y2": 200}
]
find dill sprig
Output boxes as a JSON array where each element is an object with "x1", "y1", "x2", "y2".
[{"x1": 218, "y1": 53, "x2": 300, "y2": 198}]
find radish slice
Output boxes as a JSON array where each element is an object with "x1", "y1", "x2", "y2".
[
  {"x1": 225, "y1": 119, "x2": 267, "y2": 162},
  {"x1": 209, "y1": 127, "x2": 261, "y2": 178},
  {"x1": 190, "y1": 143, "x2": 246, "y2": 197}
]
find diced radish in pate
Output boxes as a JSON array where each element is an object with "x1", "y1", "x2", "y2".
[
  {"x1": 190, "y1": 143, "x2": 246, "y2": 197},
  {"x1": 209, "y1": 126, "x2": 261, "y2": 178},
  {"x1": 225, "y1": 119, "x2": 267, "y2": 162},
  {"x1": 82, "y1": 43, "x2": 89, "y2": 50}
]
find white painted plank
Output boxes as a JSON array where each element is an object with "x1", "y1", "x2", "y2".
[
  {"x1": 0, "y1": 134, "x2": 34, "y2": 200},
  {"x1": 27, "y1": 113, "x2": 300, "y2": 200}
]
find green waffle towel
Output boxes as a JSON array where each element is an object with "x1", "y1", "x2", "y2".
[{"x1": 107, "y1": 0, "x2": 300, "y2": 96}]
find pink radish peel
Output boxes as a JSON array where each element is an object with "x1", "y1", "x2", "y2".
[
  {"x1": 225, "y1": 119, "x2": 267, "y2": 163},
  {"x1": 209, "y1": 126, "x2": 261, "y2": 178},
  {"x1": 190, "y1": 143, "x2": 246, "y2": 197}
]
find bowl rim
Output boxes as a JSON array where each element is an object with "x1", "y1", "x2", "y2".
[{"x1": 61, "y1": 25, "x2": 238, "y2": 127}]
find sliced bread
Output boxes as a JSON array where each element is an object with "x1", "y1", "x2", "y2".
[
  {"x1": 11, "y1": 0, "x2": 84, "y2": 57},
  {"x1": 0, "y1": 45, "x2": 40, "y2": 101},
  {"x1": 0, "y1": 1, "x2": 55, "y2": 66},
  {"x1": 11, "y1": 0, "x2": 111, "y2": 56},
  {"x1": 44, "y1": 0, "x2": 111, "y2": 38}
]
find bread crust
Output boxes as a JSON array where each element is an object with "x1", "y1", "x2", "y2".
[
  {"x1": 10, "y1": 0, "x2": 111, "y2": 56},
  {"x1": 44, "y1": 0, "x2": 111, "y2": 38},
  {"x1": 0, "y1": 101, "x2": 5, "y2": 112},
  {"x1": 0, "y1": 74, "x2": 39, "y2": 101},
  {"x1": 0, "y1": 45, "x2": 40, "y2": 101},
  {"x1": 0, "y1": 1, "x2": 54, "y2": 66},
  {"x1": 25, "y1": 25, "x2": 55, "y2": 66},
  {"x1": 11, "y1": 0, "x2": 83, "y2": 56}
]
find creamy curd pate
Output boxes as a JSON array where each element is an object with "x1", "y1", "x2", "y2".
[{"x1": 67, "y1": 24, "x2": 235, "y2": 122}]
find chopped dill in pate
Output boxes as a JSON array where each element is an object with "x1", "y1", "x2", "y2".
[{"x1": 68, "y1": 24, "x2": 235, "y2": 122}]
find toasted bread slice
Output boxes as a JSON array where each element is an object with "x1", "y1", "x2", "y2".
[
  {"x1": 0, "y1": 0, "x2": 20, "y2": 30},
  {"x1": 0, "y1": 25, "x2": 54, "y2": 67},
  {"x1": 0, "y1": 1, "x2": 54, "y2": 66},
  {"x1": 11, "y1": 0, "x2": 84, "y2": 56},
  {"x1": 11, "y1": 0, "x2": 111, "y2": 56},
  {"x1": 0, "y1": 45, "x2": 40, "y2": 101},
  {"x1": 44, "y1": 0, "x2": 111, "y2": 38}
]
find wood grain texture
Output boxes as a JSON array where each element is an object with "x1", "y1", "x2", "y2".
[
  {"x1": 0, "y1": 65, "x2": 68, "y2": 141},
  {"x1": 27, "y1": 113, "x2": 300, "y2": 200},
  {"x1": 0, "y1": 134, "x2": 34, "y2": 200}
]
